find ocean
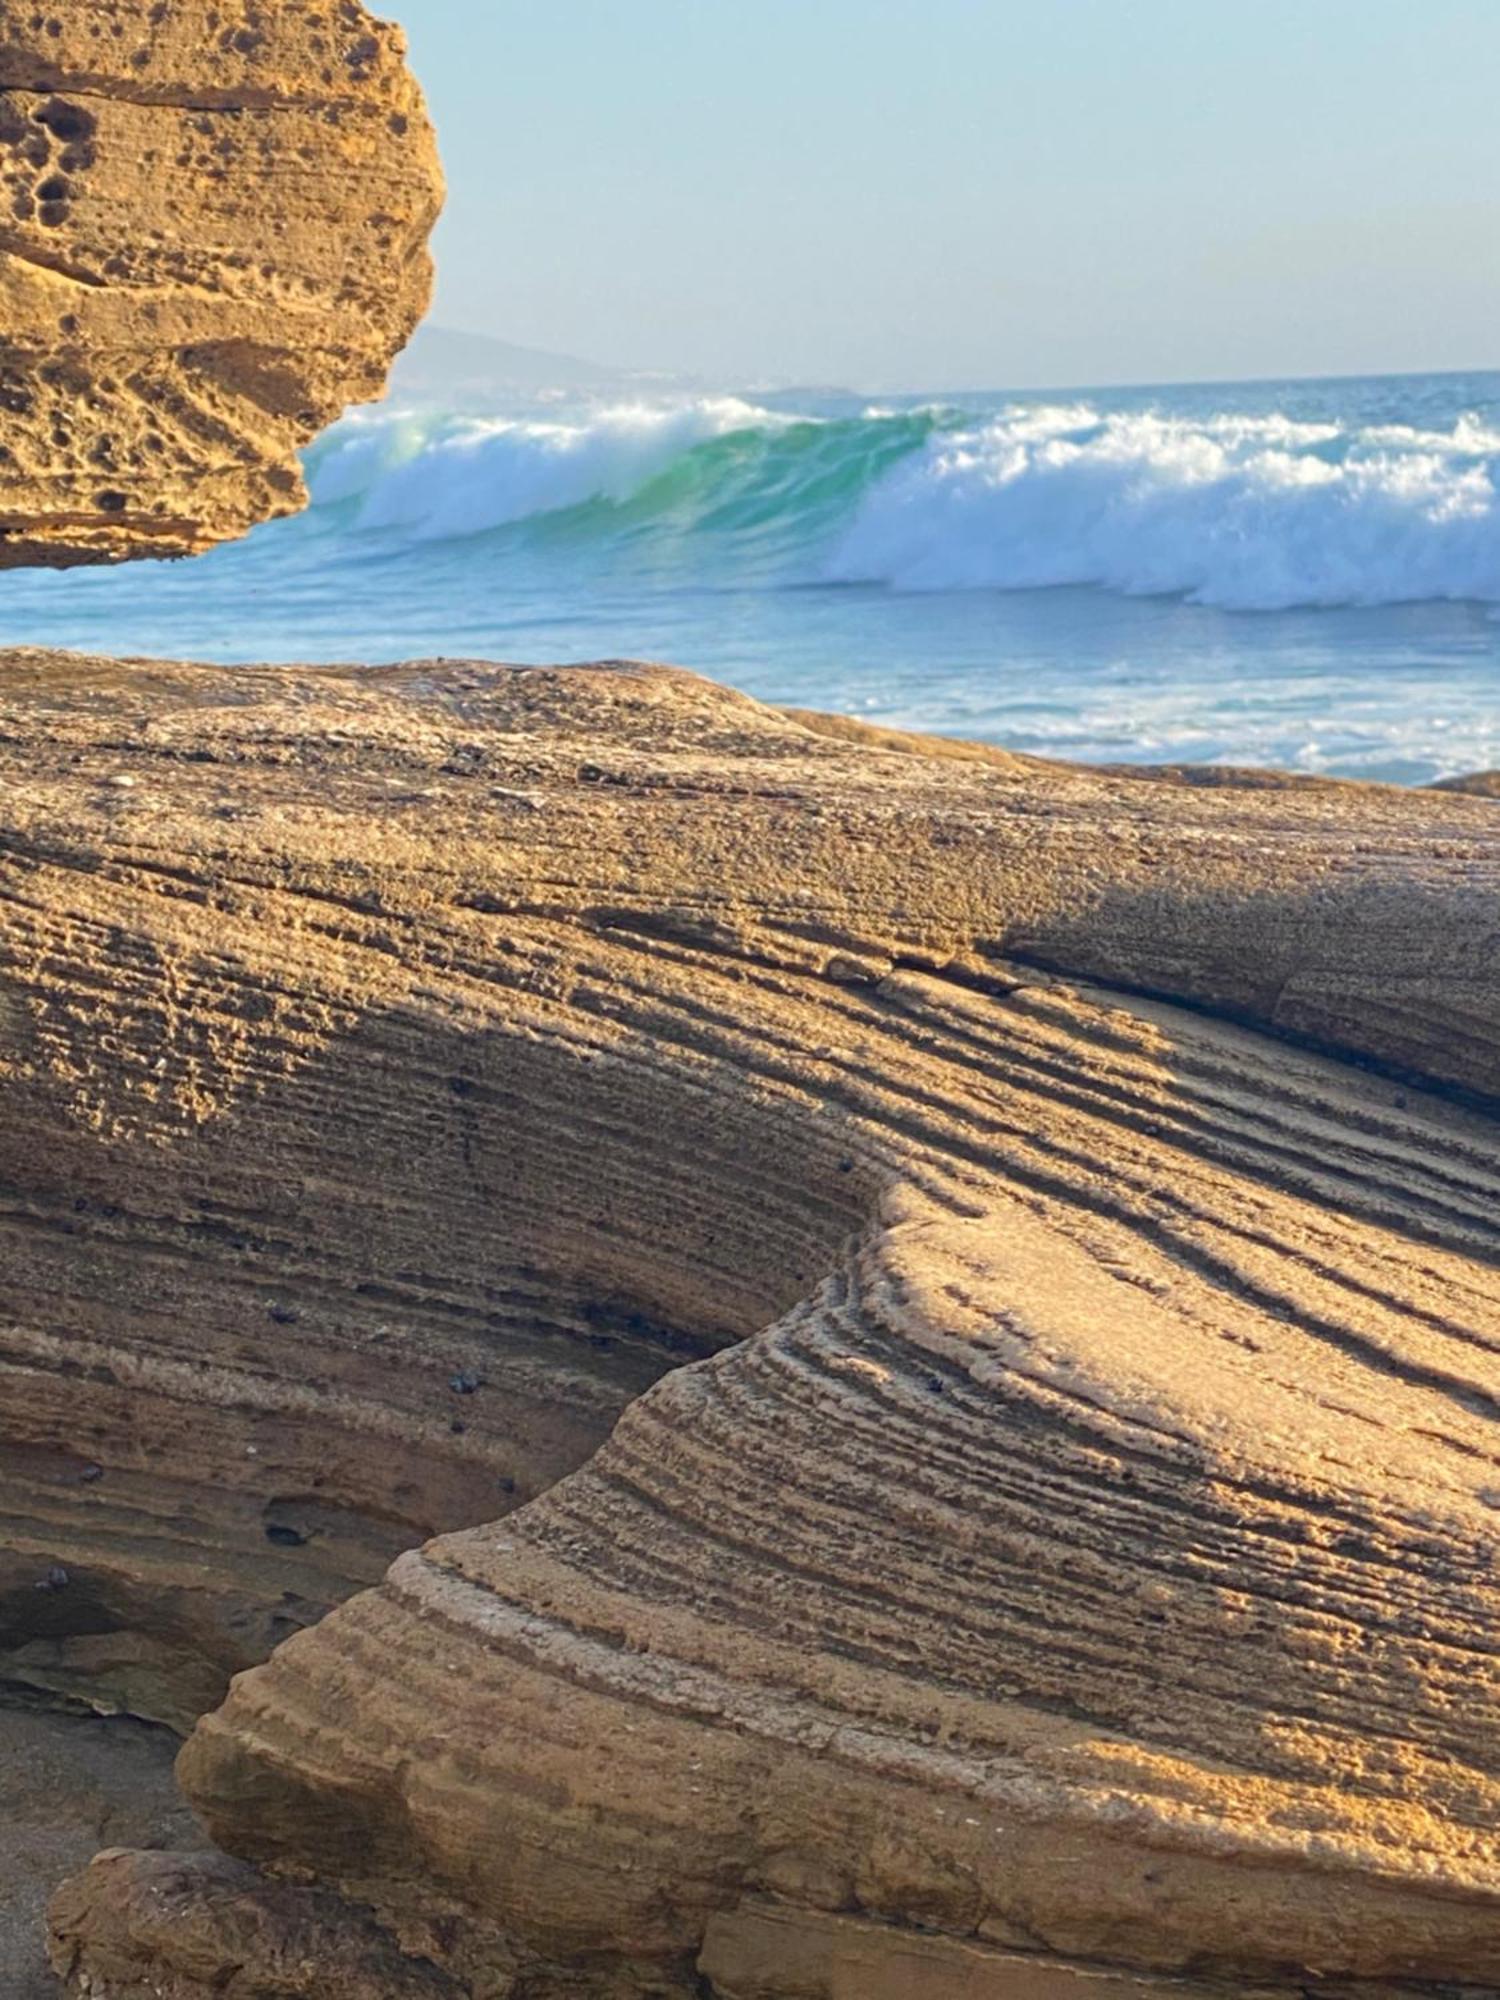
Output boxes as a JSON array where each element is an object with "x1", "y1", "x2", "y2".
[{"x1": 6, "y1": 365, "x2": 1500, "y2": 783}]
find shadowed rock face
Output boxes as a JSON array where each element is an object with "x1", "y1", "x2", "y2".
[
  {"x1": 0, "y1": 1, "x2": 441, "y2": 568},
  {"x1": 0, "y1": 653, "x2": 1496, "y2": 1998}
]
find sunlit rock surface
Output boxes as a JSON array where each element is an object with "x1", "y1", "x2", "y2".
[
  {"x1": 0, "y1": 652, "x2": 1492, "y2": 1996},
  {"x1": 0, "y1": 1, "x2": 441, "y2": 568}
]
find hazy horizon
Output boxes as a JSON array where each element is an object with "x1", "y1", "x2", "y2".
[
  {"x1": 404, "y1": 319, "x2": 1500, "y2": 401},
  {"x1": 390, "y1": 1, "x2": 1500, "y2": 392}
]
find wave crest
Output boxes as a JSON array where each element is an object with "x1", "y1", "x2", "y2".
[
  {"x1": 305, "y1": 391, "x2": 1500, "y2": 611},
  {"x1": 307, "y1": 397, "x2": 784, "y2": 540}
]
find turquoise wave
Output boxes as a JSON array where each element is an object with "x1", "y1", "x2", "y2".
[
  {"x1": 302, "y1": 388, "x2": 1500, "y2": 610},
  {"x1": 303, "y1": 401, "x2": 950, "y2": 570}
]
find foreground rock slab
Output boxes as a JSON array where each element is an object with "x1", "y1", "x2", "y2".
[
  {"x1": 0, "y1": 1, "x2": 441, "y2": 568},
  {"x1": 0, "y1": 651, "x2": 1496, "y2": 1997}
]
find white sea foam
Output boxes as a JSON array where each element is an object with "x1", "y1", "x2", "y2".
[{"x1": 826, "y1": 405, "x2": 1500, "y2": 609}]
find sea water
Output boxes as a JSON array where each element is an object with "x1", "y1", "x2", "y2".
[{"x1": 6, "y1": 368, "x2": 1500, "y2": 783}]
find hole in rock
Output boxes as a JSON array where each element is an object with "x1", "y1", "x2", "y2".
[
  {"x1": 0, "y1": 1011, "x2": 883, "y2": 1734},
  {"x1": 34, "y1": 99, "x2": 95, "y2": 144}
]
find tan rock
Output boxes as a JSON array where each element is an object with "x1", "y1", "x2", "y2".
[
  {"x1": 0, "y1": 653, "x2": 1492, "y2": 1997},
  {"x1": 47, "y1": 1849, "x2": 466, "y2": 1998},
  {"x1": 0, "y1": 2, "x2": 442, "y2": 568}
]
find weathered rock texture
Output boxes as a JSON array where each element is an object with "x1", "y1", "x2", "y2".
[
  {"x1": 0, "y1": 2, "x2": 441, "y2": 569},
  {"x1": 0, "y1": 651, "x2": 1496, "y2": 1997}
]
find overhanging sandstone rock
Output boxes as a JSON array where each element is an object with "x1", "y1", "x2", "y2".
[
  {"x1": 0, "y1": 1, "x2": 441, "y2": 568},
  {"x1": 0, "y1": 652, "x2": 1494, "y2": 1996}
]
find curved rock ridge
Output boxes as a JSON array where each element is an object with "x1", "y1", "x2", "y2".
[
  {"x1": 0, "y1": 2, "x2": 441, "y2": 568},
  {"x1": 0, "y1": 651, "x2": 1494, "y2": 1996},
  {"x1": 1433, "y1": 771, "x2": 1500, "y2": 798}
]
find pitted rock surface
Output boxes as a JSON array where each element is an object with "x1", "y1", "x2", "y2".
[
  {"x1": 0, "y1": 2, "x2": 441, "y2": 568},
  {"x1": 0, "y1": 653, "x2": 1493, "y2": 1997}
]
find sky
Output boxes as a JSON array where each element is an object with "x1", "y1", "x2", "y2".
[{"x1": 389, "y1": 0, "x2": 1500, "y2": 393}]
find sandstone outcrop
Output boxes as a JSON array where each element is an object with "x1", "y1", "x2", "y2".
[
  {"x1": 0, "y1": 651, "x2": 1496, "y2": 1997},
  {"x1": 0, "y1": 2, "x2": 441, "y2": 569}
]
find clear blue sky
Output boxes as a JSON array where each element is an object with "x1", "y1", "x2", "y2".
[{"x1": 388, "y1": 0, "x2": 1500, "y2": 392}]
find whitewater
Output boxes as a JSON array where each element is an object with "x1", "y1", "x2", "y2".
[{"x1": 6, "y1": 367, "x2": 1500, "y2": 781}]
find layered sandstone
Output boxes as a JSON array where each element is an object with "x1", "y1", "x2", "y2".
[
  {"x1": 0, "y1": 652, "x2": 1495, "y2": 1997},
  {"x1": 0, "y1": 1, "x2": 441, "y2": 568}
]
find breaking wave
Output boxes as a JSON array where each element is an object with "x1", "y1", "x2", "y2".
[{"x1": 304, "y1": 394, "x2": 1500, "y2": 612}]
